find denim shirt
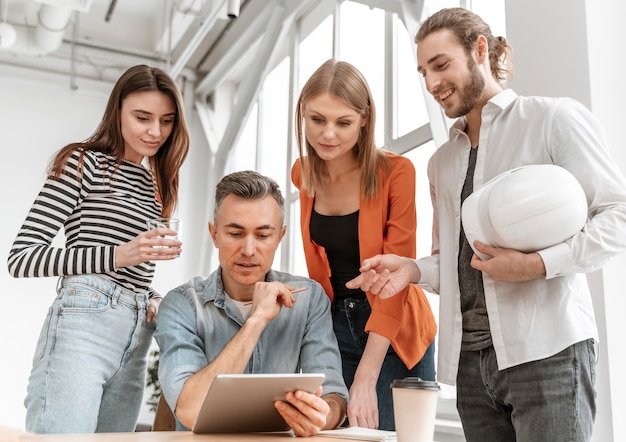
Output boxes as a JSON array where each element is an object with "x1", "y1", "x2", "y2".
[{"x1": 154, "y1": 267, "x2": 348, "y2": 429}]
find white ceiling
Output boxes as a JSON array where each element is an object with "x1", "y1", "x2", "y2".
[
  {"x1": 0, "y1": 0, "x2": 425, "y2": 99},
  {"x1": 0, "y1": 0, "x2": 335, "y2": 89},
  {"x1": 0, "y1": 0, "x2": 241, "y2": 82}
]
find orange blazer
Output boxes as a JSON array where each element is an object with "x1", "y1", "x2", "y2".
[{"x1": 291, "y1": 152, "x2": 437, "y2": 369}]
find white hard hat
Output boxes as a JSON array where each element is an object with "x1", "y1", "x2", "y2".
[{"x1": 461, "y1": 164, "x2": 588, "y2": 260}]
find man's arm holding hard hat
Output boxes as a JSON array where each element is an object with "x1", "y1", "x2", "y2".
[{"x1": 470, "y1": 241, "x2": 547, "y2": 283}]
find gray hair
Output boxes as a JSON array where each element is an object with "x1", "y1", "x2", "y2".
[{"x1": 214, "y1": 170, "x2": 285, "y2": 223}]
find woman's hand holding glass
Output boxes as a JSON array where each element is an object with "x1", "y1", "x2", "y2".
[{"x1": 114, "y1": 219, "x2": 182, "y2": 268}]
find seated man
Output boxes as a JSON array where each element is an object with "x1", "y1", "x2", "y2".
[{"x1": 154, "y1": 170, "x2": 348, "y2": 436}]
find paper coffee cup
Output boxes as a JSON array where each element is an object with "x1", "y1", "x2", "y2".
[{"x1": 391, "y1": 377, "x2": 440, "y2": 442}]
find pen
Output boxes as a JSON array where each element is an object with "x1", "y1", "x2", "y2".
[
  {"x1": 287, "y1": 287, "x2": 307, "y2": 294},
  {"x1": 243, "y1": 287, "x2": 307, "y2": 305}
]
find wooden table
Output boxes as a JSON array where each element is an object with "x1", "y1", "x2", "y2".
[{"x1": 0, "y1": 428, "x2": 376, "y2": 442}]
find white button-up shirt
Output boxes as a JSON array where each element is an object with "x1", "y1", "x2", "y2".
[{"x1": 416, "y1": 89, "x2": 626, "y2": 385}]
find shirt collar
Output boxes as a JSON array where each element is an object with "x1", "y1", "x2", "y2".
[
  {"x1": 449, "y1": 88, "x2": 519, "y2": 138},
  {"x1": 488, "y1": 87, "x2": 518, "y2": 110},
  {"x1": 200, "y1": 266, "x2": 278, "y2": 306}
]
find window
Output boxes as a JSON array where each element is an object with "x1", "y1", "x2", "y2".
[
  {"x1": 298, "y1": 15, "x2": 333, "y2": 90},
  {"x1": 337, "y1": 2, "x2": 385, "y2": 146},
  {"x1": 258, "y1": 58, "x2": 290, "y2": 185}
]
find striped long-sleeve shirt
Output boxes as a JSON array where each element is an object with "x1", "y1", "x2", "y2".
[{"x1": 8, "y1": 149, "x2": 163, "y2": 298}]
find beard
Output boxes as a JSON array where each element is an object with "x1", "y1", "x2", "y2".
[{"x1": 443, "y1": 57, "x2": 485, "y2": 118}]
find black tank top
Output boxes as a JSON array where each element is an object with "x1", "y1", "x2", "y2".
[{"x1": 310, "y1": 209, "x2": 365, "y2": 300}]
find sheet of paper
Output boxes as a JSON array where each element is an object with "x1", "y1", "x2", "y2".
[{"x1": 318, "y1": 426, "x2": 397, "y2": 441}]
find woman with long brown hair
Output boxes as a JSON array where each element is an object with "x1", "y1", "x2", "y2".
[{"x1": 8, "y1": 64, "x2": 189, "y2": 434}]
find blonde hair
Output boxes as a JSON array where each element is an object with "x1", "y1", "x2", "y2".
[{"x1": 295, "y1": 59, "x2": 389, "y2": 199}]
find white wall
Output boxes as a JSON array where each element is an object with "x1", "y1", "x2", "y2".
[
  {"x1": 505, "y1": 0, "x2": 626, "y2": 440},
  {"x1": 1, "y1": 72, "x2": 106, "y2": 429},
  {"x1": 0, "y1": 68, "x2": 206, "y2": 429},
  {"x1": 586, "y1": 2, "x2": 626, "y2": 440}
]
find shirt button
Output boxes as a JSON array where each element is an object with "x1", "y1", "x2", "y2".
[{"x1": 455, "y1": 321, "x2": 462, "y2": 328}]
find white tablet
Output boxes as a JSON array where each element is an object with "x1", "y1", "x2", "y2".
[{"x1": 192, "y1": 373, "x2": 326, "y2": 434}]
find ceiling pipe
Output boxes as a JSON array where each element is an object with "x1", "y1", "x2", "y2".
[
  {"x1": 169, "y1": 0, "x2": 228, "y2": 79},
  {"x1": 104, "y1": 0, "x2": 117, "y2": 22},
  {"x1": 2, "y1": 1, "x2": 89, "y2": 56}
]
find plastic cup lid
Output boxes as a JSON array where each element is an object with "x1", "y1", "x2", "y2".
[{"x1": 391, "y1": 377, "x2": 440, "y2": 390}]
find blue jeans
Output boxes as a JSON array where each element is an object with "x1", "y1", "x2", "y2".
[
  {"x1": 456, "y1": 340, "x2": 597, "y2": 442},
  {"x1": 25, "y1": 275, "x2": 155, "y2": 434},
  {"x1": 333, "y1": 296, "x2": 436, "y2": 431}
]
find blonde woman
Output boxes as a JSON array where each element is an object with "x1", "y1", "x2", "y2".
[{"x1": 292, "y1": 59, "x2": 436, "y2": 430}]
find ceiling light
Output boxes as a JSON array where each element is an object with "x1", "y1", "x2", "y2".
[
  {"x1": 227, "y1": 0, "x2": 239, "y2": 18},
  {"x1": 33, "y1": 0, "x2": 93, "y2": 13},
  {"x1": 0, "y1": 22, "x2": 16, "y2": 48}
]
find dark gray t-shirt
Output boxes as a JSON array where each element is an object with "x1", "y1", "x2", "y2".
[{"x1": 459, "y1": 146, "x2": 492, "y2": 351}]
